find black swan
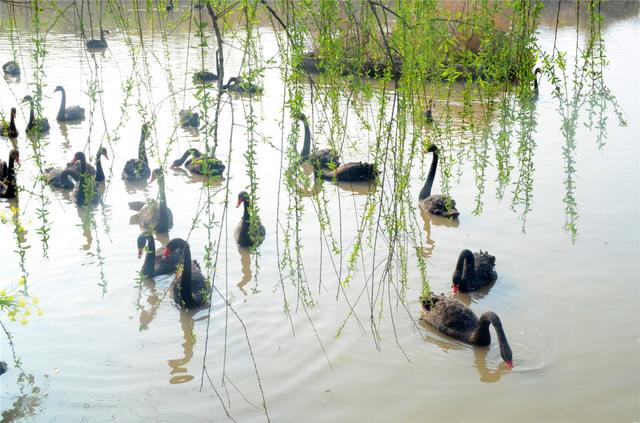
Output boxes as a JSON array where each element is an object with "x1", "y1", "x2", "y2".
[
  {"x1": 235, "y1": 191, "x2": 265, "y2": 248},
  {"x1": 297, "y1": 112, "x2": 340, "y2": 168},
  {"x1": 2, "y1": 61, "x2": 19, "y2": 76},
  {"x1": 193, "y1": 70, "x2": 218, "y2": 84},
  {"x1": 67, "y1": 146, "x2": 109, "y2": 182},
  {"x1": 222, "y1": 77, "x2": 262, "y2": 95},
  {"x1": 179, "y1": 110, "x2": 199, "y2": 129},
  {"x1": 86, "y1": 29, "x2": 108, "y2": 49},
  {"x1": 0, "y1": 149, "x2": 19, "y2": 199},
  {"x1": 1, "y1": 107, "x2": 18, "y2": 139},
  {"x1": 451, "y1": 249, "x2": 498, "y2": 293},
  {"x1": 129, "y1": 168, "x2": 174, "y2": 233},
  {"x1": 53, "y1": 86, "x2": 85, "y2": 121},
  {"x1": 165, "y1": 238, "x2": 210, "y2": 309},
  {"x1": 122, "y1": 124, "x2": 151, "y2": 182},
  {"x1": 46, "y1": 167, "x2": 80, "y2": 189},
  {"x1": 70, "y1": 151, "x2": 101, "y2": 205},
  {"x1": 22, "y1": 95, "x2": 50, "y2": 135},
  {"x1": 0, "y1": 360, "x2": 7, "y2": 376},
  {"x1": 423, "y1": 98, "x2": 434, "y2": 123},
  {"x1": 136, "y1": 233, "x2": 183, "y2": 278},
  {"x1": 533, "y1": 67, "x2": 542, "y2": 97},
  {"x1": 419, "y1": 145, "x2": 459, "y2": 218},
  {"x1": 420, "y1": 294, "x2": 513, "y2": 368},
  {"x1": 316, "y1": 161, "x2": 378, "y2": 182},
  {"x1": 171, "y1": 148, "x2": 225, "y2": 176}
]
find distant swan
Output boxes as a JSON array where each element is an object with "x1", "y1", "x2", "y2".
[
  {"x1": 129, "y1": 168, "x2": 174, "y2": 233},
  {"x1": 171, "y1": 148, "x2": 225, "y2": 176},
  {"x1": 122, "y1": 124, "x2": 151, "y2": 182},
  {"x1": 297, "y1": 112, "x2": 339, "y2": 168},
  {"x1": 418, "y1": 145, "x2": 459, "y2": 218},
  {"x1": 1, "y1": 107, "x2": 18, "y2": 139},
  {"x1": 0, "y1": 149, "x2": 19, "y2": 199},
  {"x1": 53, "y1": 86, "x2": 85, "y2": 121},
  {"x1": 316, "y1": 161, "x2": 378, "y2": 182},
  {"x1": 235, "y1": 191, "x2": 265, "y2": 248},
  {"x1": 136, "y1": 233, "x2": 183, "y2": 278},
  {"x1": 2, "y1": 61, "x2": 20, "y2": 76},
  {"x1": 22, "y1": 95, "x2": 50, "y2": 135}
]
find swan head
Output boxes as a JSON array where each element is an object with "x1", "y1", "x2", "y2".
[
  {"x1": 163, "y1": 238, "x2": 188, "y2": 258},
  {"x1": 71, "y1": 151, "x2": 86, "y2": 165},
  {"x1": 534, "y1": 67, "x2": 542, "y2": 75},
  {"x1": 426, "y1": 144, "x2": 438, "y2": 153},
  {"x1": 53, "y1": 85, "x2": 64, "y2": 93},
  {"x1": 236, "y1": 191, "x2": 250, "y2": 208},
  {"x1": 21, "y1": 95, "x2": 33, "y2": 104},
  {"x1": 97, "y1": 147, "x2": 109, "y2": 160},
  {"x1": 9, "y1": 149, "x2": 19, "y2": 164},
  {"x1": 10, "y1": 107, "x2": 16, "y2": 117},
  {"x1": 148, "y1": 168, "x2": 163, "y2": 184}
]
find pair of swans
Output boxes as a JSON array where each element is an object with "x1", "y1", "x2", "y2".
[
  {"x1": 46, "y1": 147, "x2": 109, "y2": 191},
  {"x1": 296, "y1": 112, "x2": 379, "y2": 182},
  {"x1": 137, "y1": 235, "x2": 208, "y2": 310}
]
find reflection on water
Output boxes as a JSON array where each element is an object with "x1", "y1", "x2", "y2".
[
  {"x1": 0, "y1": 373, "x2": 48, "y2": 422},
  {"x1": 167, "y1": 310, "x2": 206, "y2": 385},
  {"x1": 237, "y1": 246, "x2": 252, "y2": 296},
  {"x1": 417, "y1": 208, "x2": 459, "y2": 258}
]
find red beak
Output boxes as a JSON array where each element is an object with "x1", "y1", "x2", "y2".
[
  {"x1": 137, "y1": 249, "x2": 142, "y2": 259},
  {"x1": 162, "y1": 248, "x2": 170, "y2": 258},
  {"x1": 451, "y1": 285, "x2": 459, "y2": 294},
  {"x1": 149, "y1": 175, "x2": 157, "y2": 184},
  {"x1": 236, "y1": 198, "x2": 242, "y2": 208},
  {"x1": 103, "y1": 151, "x2": 109, "y2": 160},
  {"x1": 505, "y1": 360, "x2": 513, "y2": 369}
]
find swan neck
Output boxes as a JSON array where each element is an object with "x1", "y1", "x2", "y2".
[
  {"x1": 453, "y1": 249, "x2": 475, "y2": 289},
  {"x1": 300, "y1": 117, "x2": 311, "y2": 159},
  {"x1": 242, "y1": 199, "x2": 250, "y2": 221},
  {"x1": 138, "y1": 128, "x2": 148, "y2": 163},
  {"x1": 419, "y1": 149, "x2": 438, "y2": 200},
  {"x1": 477, "y1": 312, "x2": 512, "y2": 363},
  {"x1": 57, "y1": 88, "x2": 67, "y2": 121},
  {"x1": 157, "y1": 175, "x2": 169, "y2": 232},
  {"x1": 176, "y1": 149, "x2": 192, "y2": 166},
  {"x1": 180, "y1": 245, "x2": 193, "y2": 306},
  {"x1": 27, "y1": 103, "x2": 35, "y2": 131},
  {"x1": 95, "y1": 152, "x2": 104, "y2": 182},
  {"x1": 141, "y1": 235, "x2": 156, "y2": 276}
]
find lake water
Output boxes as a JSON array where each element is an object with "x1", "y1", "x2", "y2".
[{"x1": 1, "y1": 4, "x2": 638, "y2": 422}]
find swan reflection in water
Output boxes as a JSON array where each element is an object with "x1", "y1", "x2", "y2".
[
  {"x1": 237, "y1": 246, "x2": 253, "y2": 296},
  {"x1": 419, "y1": 317, "x2": 511, "y2": 383},
  {"x1": 167, "y1": 309, "x2": 208, "y2": 385},
  {"x1": 416, "y1": 208, "x2": 460, "y2": 258}
]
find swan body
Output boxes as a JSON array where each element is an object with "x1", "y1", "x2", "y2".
[
  {"x1": 420, "y1": 294, "x2": 513, "y2": 367},
  {"x1": 317, "y1": 161, "x2": 378, "y2": 182},
  {"x1": 235, "y1": 191, "x2": 265, "y2": 248},
  {"x1": 223, "y1": 77, "x2": 262, "y2": 95},
  {"x1": 54, "y1": 86, "x2": 85, "y2": 121},
  {"x1": 193, "y1": 70, "x2": 218, "y2": 84},
  {"x1": 179, "y1": 110, "x2": 199, "y2": 129},
  {"x1": 297, "y1": 113, "x2": 340, "y2": 168},
  {"x1": 533, "y1": 67, "x2": 542, "y2": 98},
  {"x1": 45, "y1": 168, "x2": 79, "y2": 189},
  {"x1": 171, "y1": 148, "x2": 225, "y2": 176},
  {"x1": 132, "y1": 168, "x2": 174, "y2": 233},
  {"x1": 165, "y1": 239, "x2": 210, "y2": 309},
  {"x1": 22, "y1": 95, "x2": 50, "y2": 135},
  {"x1": 419, "y1": 145, "x2": 459, "y2": 218},
  {"x1": 70, "y1": 152, "x2": 101, "y2": 205},
  {"x1": 0, "y1": 149, "x2": 19, "y2": 199},
  {"x1": 86, "y1": 29, "x2": 108, "y2": 49},
  {"x1": 2, "y1": 61, "x2": 19, "y2": 76},
  {"x1": 122, "y1": 124, "x2": 151, "y2": 182},
  {"x1": 136, "y1": 233, "x2": 183, "y2": 278},
  {"x1": 1, "y1": 108, "x2": 18, "y2": 139},
  {"x1": 452, "y1": 249, "x2": 497, "y2": 293}
]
